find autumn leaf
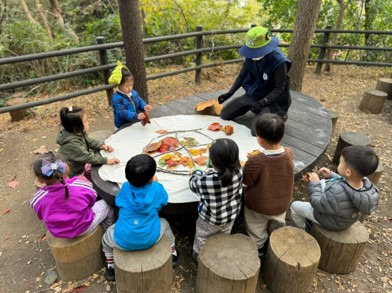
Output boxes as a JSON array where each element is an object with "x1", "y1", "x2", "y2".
[
  {"x1": 2, "y1": 209, "x2": 11, "y2": 216},
  {"x1": 247, "y1": 150, "x2": 260, "y2": 158},
  {"x1": 194, "y1": 156, "x2": 209, "y2": 166},
  {"x1": 221, "y1": 125, "x2": 234, "y2": 135},
  {"x1": 71, "y1": 285, "x2": 89, "y2": 293},
  {"x1": 37, "y1": 234, "x2": 46, "y2": 242},
  {"x1": 195, "y1": 99, "x2": 222, "y2": 116},
  {"x1": 213, "y1": 102, "x2": 223, "y2": 115},
  {"x1": 145, "y1": 141, "x2": 163, "y2": 153},
  {"x1": 141, "y1": 111, "x2": 151, "y2": 126},
  {"x1": 189, "y1": 148, "x2": 207, "y2": 156},
  {"x1": 33, "y1": 145, "x2": 48, "y2": 154},
  {"x1": 156, "y1": 129, "x2": 168, "y2": 134},
  {"x1": 208, "y1": 122, "x2": 222, "y2": 131},
  {"x1": 7, "y1": 180, "x2": 19, "y2": 189}
]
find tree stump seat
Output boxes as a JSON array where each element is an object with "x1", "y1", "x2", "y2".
[
  {"x1": 359, "y1": 89, "x2": 387, "y2": 114},
  {"x1": 263, "y1": 226, "x2": 321, "y2": 293},
  {"x1": 7, "y1": 97, "x2": 28, "y2": 122},
  {"x1": 375, "y1": 77, "x2": 392, "y2": 100},
  {"x1": 46, "y1": 225, "x2": 104, "y2": 281},
  {"x1": 113, "y1": 236, "x2": 173, "y2": 293},
  {"x1": 196, "y1": 233, "x2": 260, "y2": 293},
  {"x1": 311, "y1": 222, "x2": 369, "y2": 274},
  {"x1": 333, "y1": 132, "x2": 371, "y2": 165}
]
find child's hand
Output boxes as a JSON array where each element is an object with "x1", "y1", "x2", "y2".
[
  {"x1": 318, "y1": 167, "x2": 331, "y2": 178},
  {"x1": 100, "y1": 144, "x2": 114, "y2": 152},
  {"x1": 308, "y1": 172, "x2": 320, "y2": 182},
  {"x1": 107, "y1": 158, "x2": 120, "y2": 165},
  {"x1": 137, "y1": 112, "x2": 146, "y2": 120},
  {"x1": 144, "y1": 105, "x2": 152, "y2": 112}
]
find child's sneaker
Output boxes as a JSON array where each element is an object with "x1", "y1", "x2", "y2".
[
  {"x1": 105, "y1": 267, "x2": 115, "y2": 282},
  {"x1": 172, "y1": 250, "x2": 179, "y2": 267}
]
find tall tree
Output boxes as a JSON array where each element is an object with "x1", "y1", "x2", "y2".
[
  {"x1": 117, "y1": 0, "x2": 148, "y2": 102},
  {"x1": 49, "y1": 0, "x2": 79, "y2": 42},
  {"x1": 288, "y1": 0, "x2": 322, "y2": 91},
  {"x1": 20, "y1": 0, "x2": 38, "y2": 25},
  {"x1": 325, "y1": 0, "x2": 350, "y2": 72},
  {"x1": 34, "y1": 0, "x2": 53, "y2": 40}
]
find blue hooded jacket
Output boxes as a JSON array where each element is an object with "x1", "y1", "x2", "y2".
[
  {"x1": 114, "y1": 181, "x2": 168, "y2": 250},
  {"x1": 112, "y1": 89, "x2": 147, "y2": 129}
]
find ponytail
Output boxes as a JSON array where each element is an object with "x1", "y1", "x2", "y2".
[
  {"x1": 59, "y1": 176, "x2": 69, "y2": 200},
  {"x1": 219, "y1": 168, "x2": 234, "y2": 187}
]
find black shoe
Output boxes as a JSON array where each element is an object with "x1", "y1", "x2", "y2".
[
  {"x1": 105, "y1": 267, "x2": 115, "y2": 282},
  {"x1": 172, "y1": 251, "x2": 179, "y2": 267}
]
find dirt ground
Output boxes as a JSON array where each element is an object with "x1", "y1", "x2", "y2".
[{"x1": 0, "y1": 64, "x2": 391, "y2": 293}]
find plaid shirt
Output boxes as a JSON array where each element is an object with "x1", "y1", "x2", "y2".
[{"x1": 189, "y1": 168, "x2": 243, "y2": 225}]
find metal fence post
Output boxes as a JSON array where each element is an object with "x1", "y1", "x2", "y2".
[
  {"x1": 195, "y1": 26, "x2": 203, "y2": 84},
  {"x1": 315, "y1": 26, "x2": 332, "y2": 74},
  {"x1": 96, "y1": 36, "x2": 113, "y2": 105}
]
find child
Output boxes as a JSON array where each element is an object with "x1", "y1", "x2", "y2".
[
  {"x1": 102, "y1": 154, "x2": 178, "y2": 281},
  {"x1": 109, "y1": 61, "x2": 152, "y2": 129},
  {"x1": 56, "y1": 106, "x2": 119, "y2": 179},
  {"x1": 189, "y1": 138, "x2": 243, "y2": 260},
  {"x1": 290, "y1": 145, "x2": 379, "y2": 231},
  {"x1": 30, "y1": 152, "x2": 114, "y2": 238},
  {"x1": 243, "y1": 113, "x2": 294, "y2": 257}
]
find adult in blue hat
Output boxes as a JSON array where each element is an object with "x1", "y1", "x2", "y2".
[{"x1": 218, "y1": 26, "x2": 291, "y2": 136}]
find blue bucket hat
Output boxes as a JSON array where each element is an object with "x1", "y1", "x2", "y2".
[{"x1": 239, "y1": 26, "x2": 279, "y2": 58}]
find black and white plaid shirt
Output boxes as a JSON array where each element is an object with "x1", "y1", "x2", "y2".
[{"x1": 189, "y1": 168, "x2": 243, "y2": 225}]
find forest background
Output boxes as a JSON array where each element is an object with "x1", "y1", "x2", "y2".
[{"x1": 0, "y1": 0, "x2": 391, "y2": 107}]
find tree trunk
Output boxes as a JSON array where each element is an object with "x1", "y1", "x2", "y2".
[
  {"x1": 34, "y1": 0, "x2": 53, "y2": 41},
  {"x1": 118, "y1": 0, "x2": 148, "y2": 102},
  {"x1": 20, "y1": 0, "x2": 39, "y2": 25},
  {"x1": 288, "y1": 0, "x2": 322, "y2": 91},
  {"x1": 49, "y1": 0, "x2": 79, "y2": 42},
  {"x1": 325, "y1": 0, "x2": 348, "y2": 72}
]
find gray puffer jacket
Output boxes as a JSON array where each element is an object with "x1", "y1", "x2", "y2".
[{"x1": 309, "y1": 172, "x2": 379, "y2": 231}]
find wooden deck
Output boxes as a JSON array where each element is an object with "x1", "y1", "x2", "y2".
[
  {"x1": 92, "y1": 89, "x2": 332, "y2": 209},
  {"x1": 151, "y1": 89, "x2": 332, "y2": 178}
]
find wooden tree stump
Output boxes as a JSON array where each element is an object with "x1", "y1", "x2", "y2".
[
  {"x1": 333, "y1": 132, "x2": 371, "y2": 165},
  {"x1": 89, "y1": 130, "x2": 113, "y2": 142},
  {"x1": 358, "y1": 89, "x2": 387, "y2": 114},
  {"x1": 329, "y1": 110, "x2": 339, "y2": 134},
  {"x1": 114, "y1": 236, "x2": 172, "y2": 293},
  {"x1": 263, "y1": 227, "x2": 320, "y2": 293},
  {"x1": 7, "y1": 97, "x2": 28, "y2": 122},
  {"x1": 196, "y1": 234, "x2": 260, "y2": 293},
  {"x1": 367, "y1": 162, "x2": 383, "y2": 185},
  {"x1": 46, "y1": 226, "x2": 104, "y2": 281},
  {"x1": 311, "y1": 222, "x2": 369, "y2": 274},
  {"x1": 375, "y1": 77, "x2": 392, "y2": 100}
]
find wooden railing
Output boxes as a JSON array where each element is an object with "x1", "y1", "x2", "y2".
[{"x1": 0, "y1": 27, "x2": 391, "y2": 114}]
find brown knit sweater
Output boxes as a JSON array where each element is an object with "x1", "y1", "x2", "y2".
[{"x1": 243, "y1": 148, "x2": 294, "y2": 215}]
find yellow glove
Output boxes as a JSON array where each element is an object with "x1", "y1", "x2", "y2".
[{"x1": 108, "y1": 60, "x2": 129, "y2": 85}]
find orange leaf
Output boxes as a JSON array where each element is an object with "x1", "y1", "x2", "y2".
[
  {"x1": 222, "y1": 125, "x2": 234, "y2": 135},
  {"x1": 72, "y1": 285, "x2": 89, "y2": 293},
  {"x1": 141, "y1": 111, "x2": 151, "y2": 126},
  {"x1": 145, "y1": 141, "x2": 163, "y2": 153},
  {"x1": 214, "y1": 102, "x2": 223, "y2": 115},
  {"x1": 195, "y1": 99, "x2": 216, "y2": 111},
  {"x1": 7, "y1": 180, "x2": 19, "y2": 189},
  {"x1": 194, "y1": 156, "x2": 209, "y2": 166},
  {"x1": 208, "y1": 122, "x2": 222, "y2": 131},
  {"x1": 2, "y1": 208, "x2": 11, "y2": 216},
  {"x1": 156, "y1": 129, "x2": 168, "y2": 134},
  {"x1": 247, "y1": 150, "x2": 261, "y2": 158}
]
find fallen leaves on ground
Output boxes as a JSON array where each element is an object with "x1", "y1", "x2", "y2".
[
  {"x1": 33, "y1": 145, "x2": 48, "y2": 154},
  {"x1": 2, "y1": 208, "x2": 11, "y2": 216},
  {"x1": 7, "y1": 180, "x2": 19, "y2": 189}
]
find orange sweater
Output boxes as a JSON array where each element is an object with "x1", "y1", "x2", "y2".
[{"x1": 243, "y1": 148, "x2": 294, "y2": 215}]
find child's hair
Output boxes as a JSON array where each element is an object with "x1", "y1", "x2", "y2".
[
  {"x1": 33, "y1": 152, "x2": 69, "y2": 199},
  {"x1": 255, "y1": 113, "x2": 284, "y2": 144},
  {"x1": 60, "y1": 106, "x2": 85, "y2": 134},
  {"x1": 120, "y1": 69, "x2": 133, "y2": 86},
  {"x1": 209, "y1": 138, "x2": 241, "y2": 187},
  {"x1": 341, "y1": 145, "x2": 379, "y2": 177},
  {"x1": 125, "y1": 154, "x2": 156, "y2": 187}
]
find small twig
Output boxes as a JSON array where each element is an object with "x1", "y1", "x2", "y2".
[{"x1": 157, "y1": 128, "x2": 202, "y2": 138}]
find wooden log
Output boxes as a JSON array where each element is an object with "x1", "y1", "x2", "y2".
[
  {"x1": 263, "y1": 227, "x2": 320, "y2": 293},
  {"x1": 358, "y1": 89, "x2": 387, "y2": 114},
  {"x1": 89, "y1": 130, "x2": 113, "y2": 142},
  {"x1": 311, "y1": 222, "x2": 369, "y2": 274},
  {"x1": 7, "y1": 97, "x2": 28, "y2": 122},
  {"x1": 333, "y1": 132, "x2": 371, "y2": 165},
  {"x1": 46, "y1": 226, "x2": 104, "y2": 281},
  {"x1": 367, "y1": 161, "x2": 383, "y2": 185},
  {"x1": 196, "y1": 234, "x2": 260, "y2": 293},
  {"x1": 114, "y1": 236, "x2": 172, "y2": 293},
  {"x1": 328, "y1": 110, "x2": 339, "y2": 134},
  {"x1": 375, "y1": 77, "x2": 392, "y2": 100}
]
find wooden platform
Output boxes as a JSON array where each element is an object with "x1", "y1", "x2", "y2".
[{"x1": 92, "y1": 89, "x2": 332, "y2": 212}]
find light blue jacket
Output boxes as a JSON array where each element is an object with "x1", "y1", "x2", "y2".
[{"x1": 114, "y1": 181, "x2": 168, "y2": 250}]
